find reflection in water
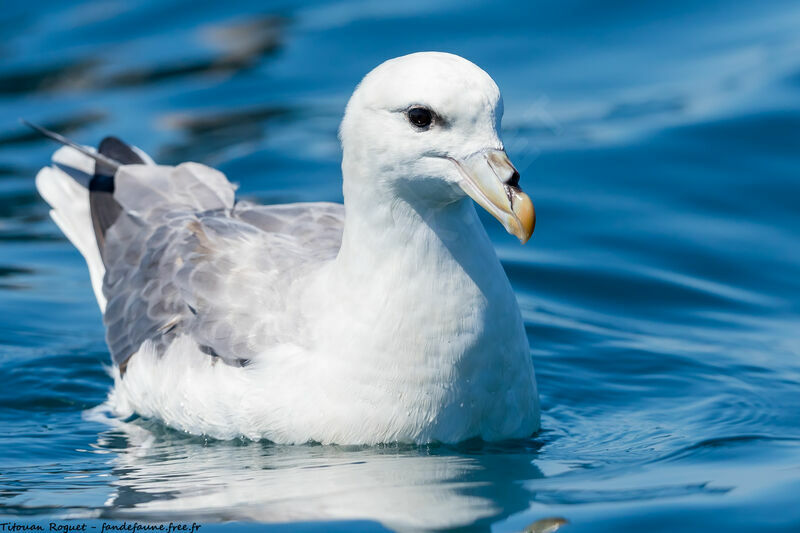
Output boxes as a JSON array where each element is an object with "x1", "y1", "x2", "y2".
[
  {"x1": 91, "y1": 410, "x2": 543, "y2": 531},
  {"x1": 0, "y1": 15, "x2": 284, "y2": 98},
  {"x1": 0, "y1": 58, "x2": 101, "y2": 96},
  {"x1": 104, "y1": 16, "x2": 285, "y2": 89},
  {"x1": 158, "y1": 105, "x2": 292, "y2": 164},
  {"x1": 0, "y1": 265, "x2": 34, "y2": 290}
]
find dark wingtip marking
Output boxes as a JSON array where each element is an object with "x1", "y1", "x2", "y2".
[
  {"x1": 20, "y1": 119, "x2": 121, "y2": 171},
  {"x1": 98, "y1": 136, "x2": 145, "y2": 166},
  {"x1": 90, "y1": 135, "x2": 146, "y2": 256},
  {"x1": 89, "y1": 174, "x2": 115, "y2": 193},
  {"x1": 20, "y1": 119, "x2": 129, "y2": 261}
]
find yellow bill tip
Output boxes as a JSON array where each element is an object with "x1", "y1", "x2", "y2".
[{"x1": 510, "y1": 189, "x2": 535, "y2": 244}]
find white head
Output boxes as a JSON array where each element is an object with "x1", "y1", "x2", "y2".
[{"x1": 340, "y1": 52, "x2": 534, "y2": 243}]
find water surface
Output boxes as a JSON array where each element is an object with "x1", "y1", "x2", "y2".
[{"x1": 1, "y1": 0, "x2": 799, "y2": 531}]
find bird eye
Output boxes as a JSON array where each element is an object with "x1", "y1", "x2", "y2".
[{"x1": 407, "y1": 107, "x2": 433, "y2": 129}]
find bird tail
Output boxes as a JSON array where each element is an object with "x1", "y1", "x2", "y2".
[{"x1": 28, "y1": 121, "x2": 154, "y2": 311}]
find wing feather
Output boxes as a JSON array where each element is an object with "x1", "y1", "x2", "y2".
[{"x1": 101, "y1": 162, "x2": 343, "y2": 369}]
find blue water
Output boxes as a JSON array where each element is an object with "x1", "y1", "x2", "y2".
[{"x1": 1, "y1": 0, "x2": 799, "y2": 531}]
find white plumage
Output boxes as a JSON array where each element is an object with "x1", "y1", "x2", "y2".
[{"x1": 35, "y1": 52, "x2": 540, "y2": 444}]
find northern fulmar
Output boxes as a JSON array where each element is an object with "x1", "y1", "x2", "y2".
[{"x1": 31, "y1": 52, "x2": 539, "y2": 444}]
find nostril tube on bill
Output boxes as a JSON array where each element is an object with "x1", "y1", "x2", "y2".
[{"x1": 507, "y1": 169, "x2": 520, "y2": 188}]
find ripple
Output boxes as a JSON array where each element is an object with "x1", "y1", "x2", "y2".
[
  {"x1": 0, "y1": 112, "x2": 106, "y2": 146},
  {"x1": 656, "y1": 434, "x2": 800, "y2": 463},
  {"x1": 157, "y1": 104, "x2": 293, "y2": 164},
  {"x1": 532, "y1": 482, "x2": 729, "y2": 505},
  {"x1": 1, "y1": 0, "x2": 799, "y2": 530},
  {"x1": 101, "y1": 15, "x2": 284, "y2": 90}
]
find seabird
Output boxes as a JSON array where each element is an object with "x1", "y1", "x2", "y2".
[{"x1": 32, "y1": 52, "x2": 540, "y2": 444}]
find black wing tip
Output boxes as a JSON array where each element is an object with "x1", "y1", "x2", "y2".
[
  {"x1": 98, "y1": 136, "x2": 145, "y2": 166},
  {"x1": 21, "y1": 119, "x2": 121, "y2": 172},
  {"x1": 20, "y1": 118, "x2": 61, "y2": 141}
]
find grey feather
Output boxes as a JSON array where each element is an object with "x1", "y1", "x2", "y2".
[
  {"x1": 23, "y1": 122, "x2": 332, "y2": 369},
  {"x1": 101, "y1": 162, "x2": 344, "y2": 368}
]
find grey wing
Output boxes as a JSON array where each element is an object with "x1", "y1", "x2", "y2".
[
  {"x1": 101, "y1": 162, "x2": 344, "y2": 369},
  {"x1": 234, "y1": 201, "x2": 345, "y2": 262}
]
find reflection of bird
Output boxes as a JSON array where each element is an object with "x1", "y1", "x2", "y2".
[
  {"x1": 32, "y1": 52, "x2": 539, "y2": 445},
  {"x1": 89, "y1": 410, "x2": 544, "y2": 531}
]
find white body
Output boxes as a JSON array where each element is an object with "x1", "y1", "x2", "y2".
[{"x1": 36, "y1": 52, "x2": 540, "y2": 444}]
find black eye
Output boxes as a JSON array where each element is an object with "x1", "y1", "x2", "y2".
[{"x1": 408, "y1": 107, "x2": 433, "y2": 129}]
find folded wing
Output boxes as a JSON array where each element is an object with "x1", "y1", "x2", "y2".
[{"x1": 103, "y1": 162, "x2": 344, "y2": 369}]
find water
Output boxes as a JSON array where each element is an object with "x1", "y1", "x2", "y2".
[{"x1": 1, "y1": 0, "x2": 799, "y2": 531}]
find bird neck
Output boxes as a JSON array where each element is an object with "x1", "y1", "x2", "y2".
[
  {"x1": 298, "y1": 160, "x2": 525, "y2": 416},
  {"x1": 335, "y1": 161, "x2": 501, "y2": 283},
  {"x1": 317, "y1": 158, "x2": 519, "y2": 354}
]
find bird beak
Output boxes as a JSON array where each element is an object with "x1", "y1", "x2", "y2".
[{"x1": 451, "y1": 149, "x2": 535, "y2": 243}]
